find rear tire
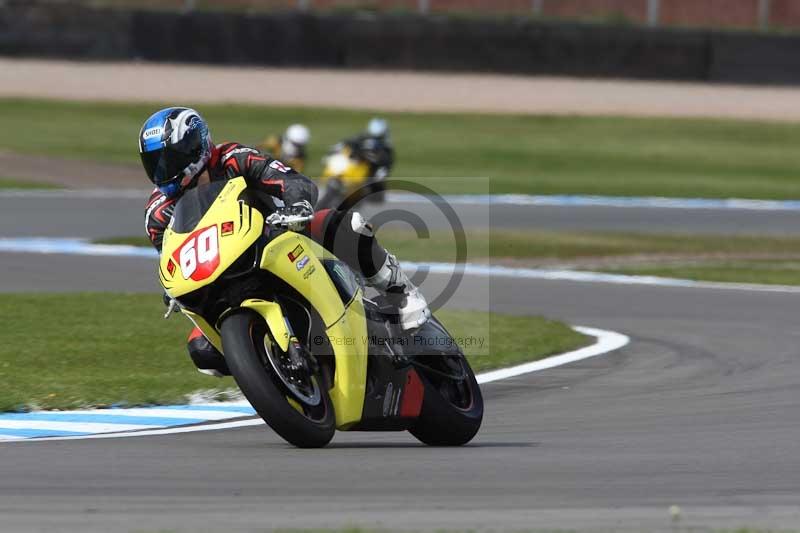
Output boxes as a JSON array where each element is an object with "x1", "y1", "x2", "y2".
[
  {"x1": 221, "y1": 311, "x2": 335, "y2": 448},
  {"x1": 410, "y1": 354, "x2": 483, "y2": 446}
]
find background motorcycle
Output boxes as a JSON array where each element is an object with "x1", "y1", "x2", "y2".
[{"x1": 317, "y1": 143, "x2": 387, "y2": 210}]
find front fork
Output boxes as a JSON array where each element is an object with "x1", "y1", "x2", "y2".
[{"x1": 242, "y1": 299, "x2": 318, "y2": 376}]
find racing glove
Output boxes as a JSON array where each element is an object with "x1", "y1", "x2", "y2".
[{"x1": 266, "y1": 200, "x2": 314, "y2": 232}]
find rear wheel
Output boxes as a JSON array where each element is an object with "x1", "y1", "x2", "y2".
[
  {"x1": 410, "y1": 353, "x2": 483, "y2": 446},
  {"x1": 221, "y1": 311, "x2": 335, "y2": 448}
]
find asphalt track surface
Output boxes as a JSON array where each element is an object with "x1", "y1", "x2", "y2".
[
  {"x1": 3, "y1": 262, "x2": 800, "y2": 531},
  {"x1": 3, "y1": 201, "x2": 800, "y2": 531}
]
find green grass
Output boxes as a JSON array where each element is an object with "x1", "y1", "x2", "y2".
[
  {"x1": 604, "y1": 260, "x2": 800, "y2": 286},
  {"x1": 0, "y1": 178, "x2": 58, "y2": 189},
  {"x1": 0, "y1": 293, "x2": 587, "y2": 412},
  {"x1": 374, "y1": 229, "x2": 800, "y2": 263},
  {"x1": 0, "y1": 293, "x2": 230, "y2": 412},
  {"x1": 439, "y1": 309, "x2": 588, "y2": 372},
  {"x1": 94, "y1": 229, "x2": 800, "y2": 262},
  {"x1": 4, "y1": 98, "x2": 800, "y2": 198},
  {"x1": 93, "y1": 236, "x2": 162, "y2": 248}
]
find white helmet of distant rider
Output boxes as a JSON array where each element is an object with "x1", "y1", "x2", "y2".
[
  {"x1": 282, "y1": 124, "x2": 310, "y2": 159},
  {"x1": 367, "y1": 118, "x2": 389, "y2": 139}
]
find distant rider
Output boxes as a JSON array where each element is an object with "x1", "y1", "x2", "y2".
[
  {"x1": 139, "y1": 108, "x2": 428, "y2": 376},
  {"x1": 335, "y1": 118, "x2": 394, "y2": 179},
  {"x1": 259, "y1": 123, "x2": 310, "y2": 173}
]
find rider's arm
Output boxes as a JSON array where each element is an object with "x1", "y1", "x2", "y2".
[
  {"x1": 144, "y1": 188, "x2": 176, "y2": 252},
  {"x1": 217, "y1": 143, "x2": 319, "y2": 207}
]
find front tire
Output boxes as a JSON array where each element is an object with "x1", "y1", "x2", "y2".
[
  {"x1": 410, "y1": 354, "x2": 483, "y2": 446},
  {"x1": 365, "y1": 177, "x2": 387, "y2": 203},
  {"x1": 316, "y1": 178, "x2": 344, "y2": 210},
  {"x1": 221, "y1": 311, "x2": 335, "y2": 448}
]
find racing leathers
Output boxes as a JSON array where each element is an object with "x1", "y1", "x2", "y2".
[{"x1": 145, "y1": 142, "x2": 427, "y2": 376}]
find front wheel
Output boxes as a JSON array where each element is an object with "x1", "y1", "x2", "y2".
[
  {"x1": 410, "y1": 353, "x2": 483, "y2": 446},
  {"x1": 365, "y1": 177, "x2": 387, "y2": 203},
  {"x1": 316, "y1": 178, "x2": 344, "y2": 210},
  {"x1": 220, "y1": 311, "x2": 335, "y2": 448}
]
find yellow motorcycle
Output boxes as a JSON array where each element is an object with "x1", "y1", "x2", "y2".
[
  {"x1": 317, "y1": 144, "x2": 386, "y2": 210},
  {"x1": 159, "y1": 177, "x2": 482, "y2": 448}
]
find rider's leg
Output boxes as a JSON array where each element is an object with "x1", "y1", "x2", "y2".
[
  {"x1": 187, "y1": 327, "x2": 230, "y2": 377},
  {"x1": 309, "y1": 209, "x2": 430, "y2": 330}
]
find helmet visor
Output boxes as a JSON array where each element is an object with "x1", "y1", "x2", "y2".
[{"x1": 140, "y1": 127, "x2": 204, "y2": 186}]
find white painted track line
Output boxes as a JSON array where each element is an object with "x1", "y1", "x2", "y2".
[
  {"x1": 54, "y1": 408, "x2": 252, "y2": 421},
  {"x1": 0, "y1": 420, "x2": 162, "y2": 433},
  {"x1": 477, "y1": 327, "x2": 630, "y2": 384}
]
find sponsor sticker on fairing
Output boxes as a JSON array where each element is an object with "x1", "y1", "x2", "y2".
[
  {"x1": 296, "y1": 256, "x2": 310, "y2": 271},
  {"x1": 288, "y1": 244, "x2": 304, "y2": 262},
  {"x1": 221, "y1": 221, "x2": 234, "y2": 236}
]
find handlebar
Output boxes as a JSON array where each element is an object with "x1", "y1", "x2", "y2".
[{"x1": 265, "y1": 213, "x2": 314, "y2": 228}]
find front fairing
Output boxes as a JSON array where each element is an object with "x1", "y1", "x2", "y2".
[{"x1": 159, "y1": 177, "x2": 264, "y2": 298}]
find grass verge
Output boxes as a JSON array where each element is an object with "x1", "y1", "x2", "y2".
[
  {"x1": 602, "y1": 260, "x2": 800, "y2": 286},
  {"x1": 0, "y1": 293, "x2": 588, "y2": 412},
  {"x1": 0, "y1": 178, "x2": 59, "y2": 189},
  {"x1": 4, "y1": 98, "x2": 800, "y2": 198}
]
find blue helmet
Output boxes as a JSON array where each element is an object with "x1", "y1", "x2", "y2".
[{"x1": 138, "y1": 107, "x2": 212, "y2": 198}]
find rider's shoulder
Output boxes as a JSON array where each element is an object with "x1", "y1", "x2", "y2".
[
  {"x1": 216, "y1": 141, "x2": 255, "y2": 151},
  {"x1": 216, "y1": 142, "x2": 263, "y2": 159},
  {"x1": 210, "y1": 142, "x2": 267, "y2": 173},
  {"x1": 145, "y1": 187, "x2": 172, "y2": 207}
]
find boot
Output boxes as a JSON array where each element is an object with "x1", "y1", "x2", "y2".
[
  {"x1": 365, "y1": 253, "x2": 430, "y2": 331},
  {"x1": 187, "y1": 328, "x2": 230, "y2": 377}
]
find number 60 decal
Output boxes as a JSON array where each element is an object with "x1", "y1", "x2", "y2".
[{"x1": 172, "y1": 225, "x2": 221, "y2": 281}]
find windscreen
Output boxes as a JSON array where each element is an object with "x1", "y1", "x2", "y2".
[{"x1": 170, "y1": 181, "x2": 229, "y2": 234}]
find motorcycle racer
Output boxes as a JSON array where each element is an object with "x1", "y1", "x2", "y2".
[
  {"x1": 258, "y1": 123, "x2": 310, "y2": 173},
  {"x1": 334, "y1": 117, "x2": 394, "y2": 179},
  {"x1": 139, "y1": 107, "x2": 427, "y2": 376}
]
